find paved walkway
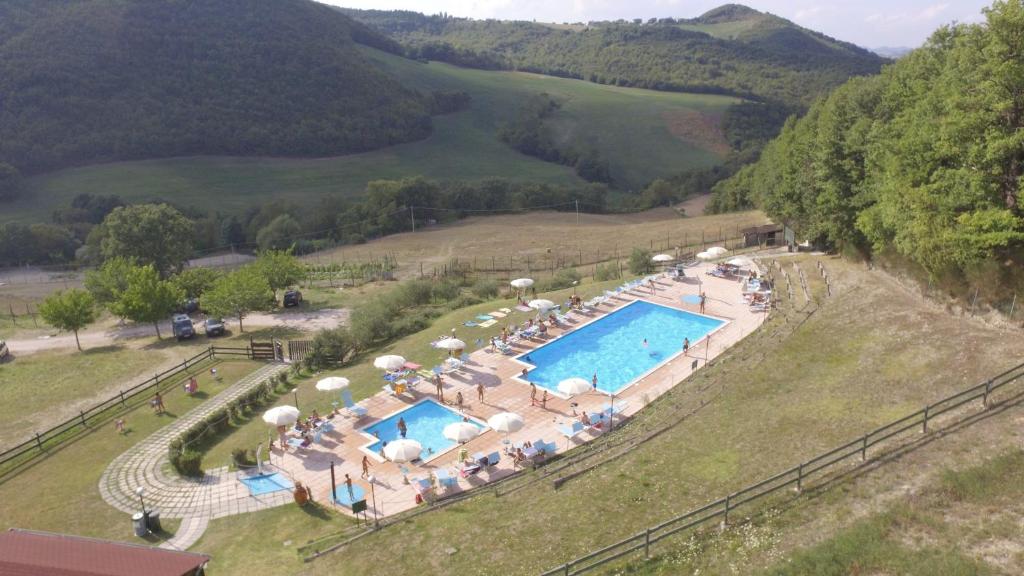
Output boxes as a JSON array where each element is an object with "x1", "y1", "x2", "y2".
[{"x1": 99, "y1": 363, "x2": 291, "y2": 543}]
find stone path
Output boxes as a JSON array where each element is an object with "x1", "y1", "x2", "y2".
[{"x1": 99, "y1": 362, "x2": 292, "y2": 547}]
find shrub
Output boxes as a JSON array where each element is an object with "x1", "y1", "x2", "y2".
[
  {"x1": 450, "y1": 294, "x2": 481, "y2": 310},
  {"x1": 628, "y1": 248, "x2": 654, "y2": 275},
  {"x1": 397, "y1": 279, "x2": 433, "y2": 307},
  {"x1": 231, "y1": 447, "x2": 255, "y2": 467},
  {"x1": 174, "y1": 449, "x2": 204, "y2": 477},
  {"x1": 594, "y1": 262, "x2": 621, "y2": 281},
  {"x1": 536, "y1": 268, "x2": 581, "y2": 292},
  {"x1": 431, "y1": 279, "x2": 462, "y2": 302},
  {"x1": 470, "y1": 278, "x2": 499, "y2": 299}
]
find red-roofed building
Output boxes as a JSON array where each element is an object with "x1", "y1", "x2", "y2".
[{"x1": 0, "y1": 529, "x2": 210, "y2": 576}]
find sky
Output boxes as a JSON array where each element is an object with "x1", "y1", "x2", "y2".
[{"x1": 321, "y1": 0, "x2": 992, "y2": 48}]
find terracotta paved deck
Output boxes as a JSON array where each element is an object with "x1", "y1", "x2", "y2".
[{"x1": 268, "y1": 262, "x2": 768, "y2": 519}]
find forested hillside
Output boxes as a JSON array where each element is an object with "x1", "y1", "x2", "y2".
[
  {"x1": 341, "y1": 4, "x2": 886, "y2": 107},
  {"x1": 711, "y1": 0, "x2": 1024, "y2": 291},
  {"x1": 0, "y1": 0, "x2": 438, "y2": 176}
]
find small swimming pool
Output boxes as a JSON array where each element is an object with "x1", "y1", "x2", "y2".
[
  {"x1": 517, "y1": 300, "x2": 725, "y2": 395},
  {"x1": 239, "y1": 472, "x2": 293, "y2": 496},
  {"x1": 361, "y1": 399, "x2": 485, "y2": 462}
]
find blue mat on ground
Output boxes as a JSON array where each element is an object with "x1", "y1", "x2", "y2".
[
  {"x1": 476, "y1": 314, "x2": 494, "y2": 321},
  {"x1": 332, "y1": 484, "x2": 366, "y2": 508},
  {"x1": 463, "y1": 321, "x2": 478, "y2": 327}
]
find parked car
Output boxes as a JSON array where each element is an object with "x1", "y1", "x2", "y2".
[
  {"x1": 204, "y1": 317, "x2": 226, "y2": 337},
  {"x1": 283, "y1": 289, "x2": 302, "y2": 308},
  {"x1": 171, "y1": 314, "x2": 195, "y2": 341},
  {"x1": 177, "y1": 298, "x2": 200, "y2": 314},
  {"x1": 0, "y1": 339, "x2": 9, "y2": 362}
]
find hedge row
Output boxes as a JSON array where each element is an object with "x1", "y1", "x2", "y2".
[{"x1": 167, "y1": 372, "x2": 289, "y2": 477}]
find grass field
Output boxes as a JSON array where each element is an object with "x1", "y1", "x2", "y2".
[
  {"x1": 4, "y1": 49, "x2": 740, "y2": 223},
  {"x1": 185, "y1": 255, "x2": 1024, "y2": 575},
  {"x1": 312, "y1": 207, "x2": 769, "y2": 277},
  {"x1": 0, "y1": 360, "x2": 260, "y2": 541}
]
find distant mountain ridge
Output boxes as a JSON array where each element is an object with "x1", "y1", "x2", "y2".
[
  {"x1": 0, "y1": 0, "x2": 439, "y2": 175},
  {"x1": 339, "y1": 3, "x2": 886, "y2": 107}
]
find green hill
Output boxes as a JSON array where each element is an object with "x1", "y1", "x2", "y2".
[
  {"x1": 340, "y1": 4, "x2": 886, "y2": 106},
  {"x1": 4, "y1": 49, "x2": 741, "y2": 223},
  {"x1": 0, "y1": 0, "x2": 432, "y2": 174}
]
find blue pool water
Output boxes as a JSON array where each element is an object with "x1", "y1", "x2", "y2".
[
  {"x1": 519, "y1": 300, "x2": 724, "y2": 395},
  {"x1": 239, "y1": 472, "x2": 293, "y2": 496},
  {"x1": 362, "y1": 399, "x2": 483, "y2": 461}
]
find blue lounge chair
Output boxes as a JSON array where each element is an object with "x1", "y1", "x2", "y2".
[
  {"x1": 434, "y1": 468, "x2": 457, "y2": 489},
  {"x1": 312, "y1": 430, "x2": 323, "y2": 444},
  {"x1": 558, "y1": 421, "x2": 585, "y2": 440},
  {"x1": 341, "y1": 389, "x2": 368, "y2": 418},
  {"x1": 485, "y1": 452, "x2": 500, "y2": 466},
  {"x1": 460, "y1": 352, "x2": 470, "y2": 363}
]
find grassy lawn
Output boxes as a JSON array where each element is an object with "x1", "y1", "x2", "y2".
[
  {"x1": 4, "y1": 48, "x2": 739, "y2": 223},
  {"x1": 186, "y1": 256, "x2": 1024, "y2": 575},
  {"x1": 0, "y1": 345, "x2": 173, "y2": 447},
  {"x1": 0, "y1": 360, "x2": 261, "y2": 542}
]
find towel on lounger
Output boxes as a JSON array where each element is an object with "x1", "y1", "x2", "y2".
[{"x1": 478, "y1": 319, "x2": 497, "y2": 328}]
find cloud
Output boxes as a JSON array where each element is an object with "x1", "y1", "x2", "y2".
[{"x1": 916, "y1": 2, "x2": 950, "y2": 21}]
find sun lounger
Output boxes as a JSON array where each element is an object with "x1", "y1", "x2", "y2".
[
  {"x1": 472, "y1": 451, "x2": 501, "y2": 467},
  {"x1": 558, "y1": 421, "x2": 585, "y2": 440},
  {"x1": 434, "y1": 468, "x2": 457, "y2": 489},
  {"x1": 286, "y1": 437, "x2": 311, "y2": 451},
  {"x1": 411, "y1": 477, "x2": 433, "y2": 501},
  {"x1": 341, "y1": 389, "x2": 368, "y2": 418}
]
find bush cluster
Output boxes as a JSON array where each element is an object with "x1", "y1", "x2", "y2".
[
  {"x1": 535, "y1": 268, "x2": 581, "y2": 292},
  {"x1": 168, "y1": 378, "x2": 279, "y2": 477}
]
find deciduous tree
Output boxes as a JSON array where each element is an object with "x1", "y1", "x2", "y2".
[{"x1": 38, "y1": 289, "x2": 97, "y2": 351}]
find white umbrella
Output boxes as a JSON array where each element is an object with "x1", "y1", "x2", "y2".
[
  {"x1": 510, "y1": 278, "x2": 534, "y2": 289},
  {"x1": 443, "y1": 422, "x2": 480, "y2": 444},
  {"x1": 697, "y1": 251, "x2": 715, "y2": 261},
  {"x1": 434, "y1": 337, "x2": 466, "y2": 351},
  {"x1": 727, "y1": 256, "x2": 753, "y2": 267},
  {"x1": 651, "y1": 254, "x2": 674, "y2": 263},
  {"x1": 262, "y1": 405, "x2": 300, "y2": 426},
  {"x1": 373, "y1": 355, "x2": 406, "y2": 371},
  {"x1": 707, "y1": 246, "x2": 728, "y2": 256},
  {"x1": 488, "y1": 411, "x2": 525, "y2": 444},
  {"x1": 315, "y1": 376, "x2": 350, "y2": 392},
  {"x1": 557, "y1": 377, "x2": 592, "y2": 396},
  {"x1": 383, "y1": 439, "x2": 423, "y2": 463},
  {"x1": 528, "y1": 299, "x2": 556, "y2": 312}
]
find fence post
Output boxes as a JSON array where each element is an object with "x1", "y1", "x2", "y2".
[
  {"x1": 120, "y1": 390, "x2": 126, "y2": 406},
  {"x1": 983, "y1": 379, "x2": 991, "y2": 408},
  {"x1": 861, "y1": 434, "x2": 868, "y2": 461},
  {"x1": 35, "y1": 432, "x2": 43, "y2": 452},
  {"x1": 796, "y1": 463, "x2": 803, "y2": 493},
  {"x1": 721, "y1": 493, "x2": 731, "y2": 528},
  {"x1": 922, "y1": 405, "x2": 929, "y2": 433},
  {"x1": 563, "y1": 563, "x2": 570, "y2": 576},
  {"x1": 644, "y1": 527, "x2": 651, "y2": 558},
  {"x1": 80, "y1": 411, "x2": 87, "y2": 428}
]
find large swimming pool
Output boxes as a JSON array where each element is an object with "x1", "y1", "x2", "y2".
[
  {"x1": 517, "y1": 300, "x2": 725, "y2": 395},
  {"x1": 361, "y1": 399, "x2": 485, "y2": 462}
]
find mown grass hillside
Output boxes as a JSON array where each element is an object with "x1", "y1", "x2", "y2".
[{"x1": 6, "y1": 51, "x2": 740, "y2": 222}]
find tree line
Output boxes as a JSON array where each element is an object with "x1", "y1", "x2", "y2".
[
  {"x1": 0, "y1": 0, "x2": 461, "y2": 183},
  {"x1": 710, "y1": 0, "x2": 1024, "y2": 295}
]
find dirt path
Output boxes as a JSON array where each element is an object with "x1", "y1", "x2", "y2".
[{"x1": 4, "y1": 308, "x2": 348, "y2": 356}]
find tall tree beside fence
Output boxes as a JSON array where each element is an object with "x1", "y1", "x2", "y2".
[
  {"x1": 37, "y1": 289, "x2": 97, "y2": 351},
  {"x1": 119, "y1": 264, "x2": 182, "y2": 339},
  {"x1": 203, "y1": 266, "x2": 274, "y2": 332}
]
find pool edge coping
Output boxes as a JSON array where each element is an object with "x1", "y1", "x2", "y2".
[
  {"x1": 357, "y1": 397, "x2": 490, "y2": 465},
  {"x1": 509, "y1": 297, "x2": 731, "y2": 399}
]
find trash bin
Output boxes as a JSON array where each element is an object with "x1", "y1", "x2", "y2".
[
  {"x1": 146, "y1": 509, "x2": 161, "y2": 533},
  {"x1": 131, "y1": 512, "x2": 147, "y2": 537}
]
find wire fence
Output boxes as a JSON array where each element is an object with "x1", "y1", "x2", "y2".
[
  {"x1": 539, "y1": 359, "x2": 1024, "y2": 576},
  {"x1": 0, "y1": 345, "x2": 254, "y2": 479}
]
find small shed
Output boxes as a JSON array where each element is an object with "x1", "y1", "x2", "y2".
[
  {"x1": 0, "y1": 528, "x2": 211, "y2": 576},
  {"x1": 741, "y1": 224, "x2": 784, "y2": 248}
]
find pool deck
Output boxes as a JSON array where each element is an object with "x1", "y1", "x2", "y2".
[{"x1": 268, "y1": 262, "x2": 768, "y2": 519}]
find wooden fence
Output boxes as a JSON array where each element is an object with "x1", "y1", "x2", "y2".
[
  {"x1": 0, "y1": 345, "x2": 255, "y2": 478},
  {"x1": 540, "y1": 359, "x2": 1024, "y2": 575}
]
